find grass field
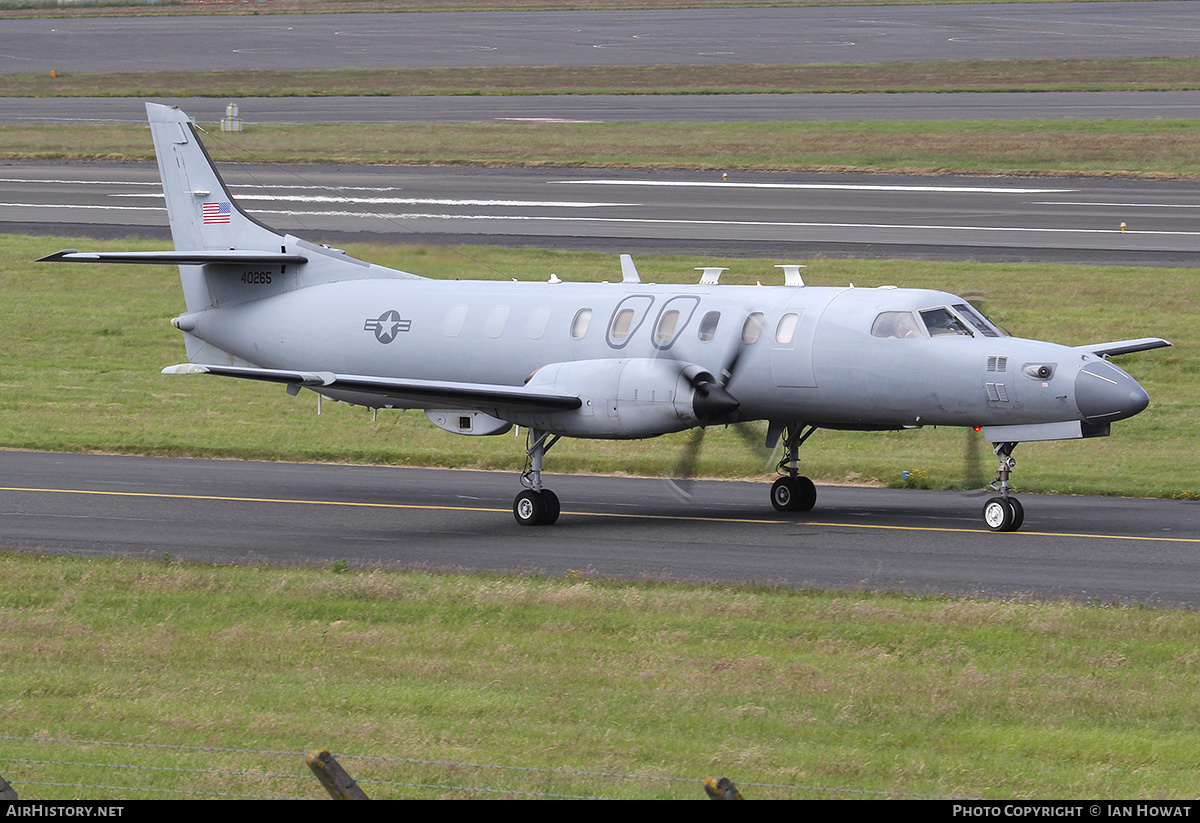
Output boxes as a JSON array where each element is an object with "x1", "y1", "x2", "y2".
[
  {"x1": 2, "y1": 234, "x2": 1194, "y2": 498},
  {"x1": 4, "y1": 118, "x2": 1200, "y2": 178},
  {"x1": 4, "y1": 554, "x2": 1200, "y2": 800},
  {"x1": 7, "y1": 56, "x2": 1200, "y2": 97}
]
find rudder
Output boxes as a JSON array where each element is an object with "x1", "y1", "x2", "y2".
[{"x1": 146, "y1": 102, "x2": 285, "y2": 255}]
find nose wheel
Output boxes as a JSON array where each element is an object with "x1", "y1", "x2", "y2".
[
  {"x1": 982, "y1": 441, "x2": 1024, "y2": 532},
  {"x1": 983, "y1": 495, "x2": 1024, "y2": 532}
]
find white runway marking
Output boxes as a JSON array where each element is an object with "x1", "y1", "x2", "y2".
[
  {"x1": 557, "y1": 179, "x2": 1076, "y2": 195},
  {"x1": 110, "y1": 193, "x2": 640, "y2": 208},
  {"x1": 0, "y1": 177, "x2": 159, "y2": 186},
  {"x1": 0, "y1": 202, "x2": 163, "y2": 213},
  {"x1": 11, "y1": 200, "x2": 1199, "y2": 238},
  {"x1": 239, "y1": 209, "x2": 1200, "y2": 237},
  {"x1": 1032, "y1": 201, "x2": 1200, "y2": 209}
]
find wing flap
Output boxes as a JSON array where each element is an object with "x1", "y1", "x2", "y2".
[{"x1": 163, "y1": 363, "x2": 582, "y2": 413}]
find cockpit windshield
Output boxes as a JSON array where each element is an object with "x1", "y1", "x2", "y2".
[
  {"x1": 920, "y1": 307, "x2": 973, "y2": 337},
  {"x1": 873, "y1": 304, "x2": 1008, "y2": 340},
  {"x1": 952, "y1": 303, "x2": 1004, "y2": 338}
]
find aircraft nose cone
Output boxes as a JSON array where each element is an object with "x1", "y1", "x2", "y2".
[{"x1": 1074, "y1": 360, "x2": 1150, "y2": 423}]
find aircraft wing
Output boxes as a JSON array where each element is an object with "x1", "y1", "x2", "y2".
[
  {"x1": 1074, "y1": 338, "x2": 1172, "y2": 358},
  {"x1": 162, "y1": 363, "x2": 582, "y2": 413},
  {"x1": 39, "y1": 249, "x2": 308, "y2": 265}
]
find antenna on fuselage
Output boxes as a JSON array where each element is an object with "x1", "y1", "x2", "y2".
[
  {"x1": 619, "y1": 254, "x2": 642, "y2": 284},
  {"x1": 776, "y1": 265, "x2": 807, "y2": 287},
  {"x1": 696, "y1": 267, "x2": 727, "y2": 285}
]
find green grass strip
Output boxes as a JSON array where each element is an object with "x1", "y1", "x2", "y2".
[
  {"x1": 4, "y1": 119, "x2": 1200, "y2": 177},
  {"x1": 7, "y1": 58, "x2": 1200, "y2": 97},
  {"x1": 4, "y1": 554, "x2": 1200, "y2": 799}
]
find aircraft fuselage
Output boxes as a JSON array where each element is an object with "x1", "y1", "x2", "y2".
[{"x1": 177, "y1": 270, "x2": 1147, "y2": 439}]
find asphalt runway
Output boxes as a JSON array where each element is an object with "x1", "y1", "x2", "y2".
[
  {"x1": 3, "y1": 451, "x2": 1198, "y2": 606},
  {"x1": 1, "y1": 3, "x2": 1197, "y2": 74},
  {"x1": 5, "y1": 159, "x2": 1199, "y2": 264}
]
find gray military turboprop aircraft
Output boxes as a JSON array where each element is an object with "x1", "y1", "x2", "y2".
[{"x1": 41, "y1": 103, "x2": 1170, "y2": 531}]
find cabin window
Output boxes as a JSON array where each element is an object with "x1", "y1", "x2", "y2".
[
  {"x1": 775, "y1": 313, "x2": 799, "y2": 345},
  {"x1": 652, "y1": 295, "x2": 700, "y2": 350},
  {"x1": 606, "y1": 294, "x2": 655, "y2": 349},
  {"x1": 872, "y1": 311, "x2": 922, "y2": 339},
  {"x1": 571, "y1": 308, "x2": 593, "y2": 339},
  {"x1": 920, "y1": 307, "x2": 972, "y2": 337},
  {"x1": 444, "y1": 304, "x2": 468, "y2": 338},
  {"x1": 741, "y1": 312, "x2": 765, "y2": 344},
  {"x1": 698, "y1": 311, "x2": 720, "y2": 342},
  {"x1": 485, "y1": 306, "x2": 509, "y2": 339},
  {"x1": 611, "y1": 308, "x2": 635, "y2": 341},
  {"x1": 527, "y1": 306, "x2": 551, "y2": 339},
  {"x1": 656, "y1": 309, "x2": 680, "y2": 343}
]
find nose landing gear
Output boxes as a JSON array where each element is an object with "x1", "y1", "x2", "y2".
[{"x1": 983, "y1": 441, "x2": 1024, "y2": 532}]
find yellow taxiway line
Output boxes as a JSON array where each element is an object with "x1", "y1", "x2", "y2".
[{"x1": 3, "y1": 485, "x2": 1198, "y2": 544}]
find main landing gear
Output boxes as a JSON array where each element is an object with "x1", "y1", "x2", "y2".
[
  {"x1": 513, "y1": 428, "x2": 562, "y2": 526},
  {"x1": 770, "y1": 423, "x2": 818, "y2": 513},
  {"x1": 982, "y1": 441, "x2": 1024, "y2": 532}
]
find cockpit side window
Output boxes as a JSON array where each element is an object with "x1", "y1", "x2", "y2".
[
  {"x1": 920, "y1": 307, "x2": 972, "y2": 337},
  {"x1": 952, "y1": 303, "x2": 1003, "y2": 338},
  {"x1": 871, "y1": 311, "x2": 922, "y2": 339}
]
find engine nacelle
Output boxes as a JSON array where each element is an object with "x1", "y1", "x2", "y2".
[{"x1": 506, "y1": 358, "x2": 721, "y2": 438}]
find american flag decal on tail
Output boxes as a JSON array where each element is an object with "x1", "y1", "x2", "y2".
[{"x1": 202, "y1": 202, "x2": 232, "y2": 224}]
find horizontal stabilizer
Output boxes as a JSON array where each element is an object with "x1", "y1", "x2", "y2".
[
  {"x1": 39, "y1": 249, "x2": 308, "y2": 266},
  {"x1": 163, "y1": 363, "x2": 583, "y2": 413},
  {"x1": 1075, "y1": 338, "x2": 1172, "y2": 358}
]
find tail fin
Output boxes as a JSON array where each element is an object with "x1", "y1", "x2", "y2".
[
  {"x1": 146, "y1": 102, "x2": 285, "y2": 254},
  {"x1": 44, "y1": 103, "x2": 424, "y2": 325}
]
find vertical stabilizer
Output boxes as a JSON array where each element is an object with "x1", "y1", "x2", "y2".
[{"x1": 145, "y1": 102, "x2": 284, "y2": 253}]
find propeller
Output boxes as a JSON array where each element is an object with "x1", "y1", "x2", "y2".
[
  {"x1": 960, "y1": 292, "x2": 992, "y2": 496},
  {"x1": 664, "y1": 317, "x2": 767, "y2": 500},
  {"x1": 961, "y1": 425, "x2": 990, "y2": 495}
]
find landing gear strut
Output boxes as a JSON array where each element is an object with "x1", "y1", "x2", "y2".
[
  {"x1": 770, "y1": 423, "x2": 818, "y2": 513},
  {"x1": 982, "y1": 441, "x2": 1024, "y2": 532},
  {"x1": 514, "y1": 428, "x2": 562, "y2": 526}
]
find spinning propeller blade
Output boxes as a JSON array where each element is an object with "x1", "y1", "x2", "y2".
[{"x1": 664, "y1": 322, "x2": 768, "y2": 498}]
